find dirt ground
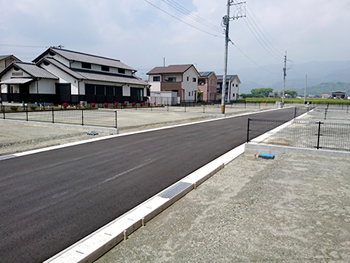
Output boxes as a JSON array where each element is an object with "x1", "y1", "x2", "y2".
[{"x1": 96, "y1": 152, "x2": 350, "y2": 263}]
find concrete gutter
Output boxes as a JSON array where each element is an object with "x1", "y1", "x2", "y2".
[{"x1": 43, "y1": 144, "x2": 245, "y2": 263}]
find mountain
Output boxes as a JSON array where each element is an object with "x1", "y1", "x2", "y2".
[
  {"x1": 295, "y1": 82, "x2": 350, "y2": 97},
  {"x1": 233, "y1": 60, "x2": 350, "y2": 95}
]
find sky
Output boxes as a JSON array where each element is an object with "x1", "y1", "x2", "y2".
[{"x1": 0, "y1": 0, "x2": 349, "y2": 80}]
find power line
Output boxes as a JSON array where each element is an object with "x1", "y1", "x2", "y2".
[
  {"x1": 161, "y1": 0, "x2": 223, "y2": 33},
  {"x1": 0, "y1": 43, "x2": 48, "y2": 48},
  {"x1": 144, "y1": 0, "x2": 223, "y2": 38},
  {"x1": 229, "y1": 40, "x2": 278, "y2": 75}
]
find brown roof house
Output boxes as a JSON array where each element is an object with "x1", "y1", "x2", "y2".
[
  {"x1": 147, "y1": 64, "x2": 200, "y2": 104},
  {"x1": 0, "y1": 55, "x2": 21, "y2": 72},
  {"x1": 198, "y1": 71, "x2": 217, "y2": 102}
]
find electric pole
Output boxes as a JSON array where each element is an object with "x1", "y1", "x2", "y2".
[
  {"x1": 221, "y1": 0, "x2": 246, "y2": 114},
  {"x1": 282, "y1": 51, "x2": 287, "y2": 106},
  {"x1": 304, "y1": 75, "x2": 307, "y2": 104}
]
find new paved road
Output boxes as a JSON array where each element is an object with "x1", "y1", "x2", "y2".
[{"x1": 0, "y1": 107, "x2": 304, "y2": 262}]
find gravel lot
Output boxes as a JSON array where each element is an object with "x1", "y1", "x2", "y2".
[
  {"x1": 1, "y1": 105, "x2": 349, "y2": 262},
  {"x1": 96, "y1": 152, "x2": 350, "y2": 263}
]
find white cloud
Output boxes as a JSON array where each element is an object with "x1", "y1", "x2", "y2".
[{"x1": 0, "y1": 0, "x2": 349, "y2": 77}]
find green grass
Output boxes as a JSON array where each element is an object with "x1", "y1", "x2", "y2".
[{"x1": 238, "y1": 98, "x2": 350, "y2": 105}]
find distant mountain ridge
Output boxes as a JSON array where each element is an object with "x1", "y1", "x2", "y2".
[{"x1": 234, "y1": 60, "x2": 350, "y2": 95}]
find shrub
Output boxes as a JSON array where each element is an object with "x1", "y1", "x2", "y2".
[
  {"x1": 10, "y1": 106, "x2": 18, "y2": 111},
  {"x1": 30, "y1": 105, "x2": 37, "y2": 111},
  {"x1": 114, "y1": 101, "x2": 119, "y2": 107},
  {"x1": 123, "y1": 102, "x2": 127, "y2": 107},
  {"x1": 62, "y1": 102, "x2": 68, "y2": 109},
  {"x1": 132, "y1": 102, "x2": 136, "y2": 107},
  {"x1": 104, "y1": 102, "x2": 109, "y2": 108},
  {"x1": 91, "y1": 102, "x2": 96, "y2": 108},
  {"x1": 140, "y1": 102, "x2": 144, "y2": 107}
]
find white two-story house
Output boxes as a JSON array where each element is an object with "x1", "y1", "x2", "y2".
[
  {"x1": 147, "y1": 64, "x2": 200, "y2": 103},
  {"x1": 0, "y1": 47, "x2": 149, "y2": 104}
]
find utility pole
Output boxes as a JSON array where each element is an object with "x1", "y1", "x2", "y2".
[
  {"x1": 304, "y1": 75, "x2": 307, "y2": 104},
  {"x1": 221, "y1": 1, "x2": 246, "y2": 114},
  {"x1": 282, "y1": 51, "x2": 287, "y2": 106}
]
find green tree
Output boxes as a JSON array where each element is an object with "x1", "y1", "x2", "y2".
[
  {"x1": 197, "y1": 88, "x2": 203, "y2": 102},
  {"x1": 251, "y1": 88, "x2": 273, "y2": 97},
  {"x1": 285, "y1": 90, "x2": 298, "y2": 98}
]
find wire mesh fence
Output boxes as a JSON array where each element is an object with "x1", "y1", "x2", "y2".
[
  {"x1": 1, "y1": 108, "x2": 117, "y2": 128},
  {"x1": 249, "y1": 119, "x2": 350, "y2": 152}
]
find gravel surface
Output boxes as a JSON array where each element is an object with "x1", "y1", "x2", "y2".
[{"x1": 96, "y1": 153, "x2": 350, "y2": 263}]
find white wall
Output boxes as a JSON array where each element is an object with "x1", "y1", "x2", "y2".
[
  {"x1": 29, "y1": 79, "x2": 56, "y2": 94},
  {"x1": 182, "y1": 67, "x2": 198, "y2": 102},
  {"x1": 41, "y1": 63, "x2": 79, "y2": 94}
]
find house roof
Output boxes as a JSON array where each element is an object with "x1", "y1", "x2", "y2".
[
  {"x1": 37, "y1": 57, "x2": 148, "y2": 86},
  {"x1": 33, "y1": 47, "x2": 136, "y2": 71},
  {"x1": 0, "y1": 55, "x2": 21, "y2": 62},
  {"x1": 38, "y1": 57, "x2": 84, "y2": 80},
  {"x1": 0, "y1": 62, "x2": 58, "y2": 80},
  {"x1": 147, "y1": 64, "x2": 198, "y2": 75},
  {"x1": 199, "y1": 71, "x2": 215, "y2": 78},
  {"x1": 78, "y1": 71, "x2": 148, "y2": 86}
]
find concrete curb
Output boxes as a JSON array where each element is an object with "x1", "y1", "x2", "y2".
[{"x1": 43, "y1": 145, "x2": 245, "y2": 263}]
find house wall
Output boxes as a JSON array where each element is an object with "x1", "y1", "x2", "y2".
[
  {"x1": 29, "y1": 79, "x2": 56, "y2": 94},
  {"x1": 182, "y1": 67, "x2": 198, "y2": 102},
  {"x1": 40, "y1": 63, "x2": 79, "y2": 94},
  {"x1": 48, "y1": 53, "x2": 70, "y2": 67},
  {"x1": 198, "y1": 74, "x2": 217, "y2": 102},
  {"x1": 70, "y1": 61, "x2": 134, "y2": 77},
  {"x1": 149, "y1": 75, "x2": 161, "y2": 91},
  {"x1": 229, "y1": 78, "x2": 239, "y2": 101}
]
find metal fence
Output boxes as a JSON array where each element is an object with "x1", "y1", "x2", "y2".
[
  {"x1": 248, "y1": 119, "x2": 350, "y2": 152},
  {"x1": 1, "y1": 107, "x2": 117, "y2": 128}
]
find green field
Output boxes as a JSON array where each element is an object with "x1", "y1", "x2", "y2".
[{"x1": 238, "y1": 98, "x2": 350, "y2": 105}]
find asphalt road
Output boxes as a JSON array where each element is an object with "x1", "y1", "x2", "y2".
[{"x1": 0, "y1": 107, "x2": 304, "y2": 263}]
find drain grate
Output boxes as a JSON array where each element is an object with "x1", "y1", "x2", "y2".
[{"x1": 158, "y1": 181, "x2": 192, "y2": 199}]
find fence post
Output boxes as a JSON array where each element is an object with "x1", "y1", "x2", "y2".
[
  {"x1": 2, "y1": 105, "x2": 5, "y2": 119},
  {"x1": 52, "y1": 107, "x2": 55, "y2": 123},
  {"x1": 316, "y1": 121, "x2": 322, "y2": 149},
  {"x1": 115, "y1": 110, "x2": 117, "y2": 128},
  {"x1": 203, "y1": 104, "x2": 205, "y2": 113},
  {"x1": 26, "y1": 106, "x2": 29, "y2": 121},
  {"x1": 81, "y1": 109, "x2": 84, "y2": 126},
  {"x1": 294, "y1": 107, "x2": 297, "y2": 119},
  {"x1": 246, "y1": 118, "x2": 251, "y2": 143}
]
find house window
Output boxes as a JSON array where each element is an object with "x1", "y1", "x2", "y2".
[
  {"x1": 187, "y1": 76, "x2": 189, "y2": 81},
  {"x1": 101, "y1": 65, "x2": 110, "y2": 72},
  {"x1": 168, "y1": 77, "x2": 176, "y2": 82},
  {"x1": 192, "y1": 77, "x2": 196, "y2": 82},
  {"x1": 188, "y1": 92, "x2": 191, "y2": 96},
  {"x1": 82, "y1": 62, "x2": 91, "y2": 69},
  {"x1": 153, "y1": 76, "x2": 160, "y2": 82},
  {"x1": 118, "y1": 68, "x2": 126, "y2": 74}
]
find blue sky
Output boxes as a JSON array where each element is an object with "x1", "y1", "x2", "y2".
[{"x1": 1, "y1": 0, "x2": 349, "y2": 79}]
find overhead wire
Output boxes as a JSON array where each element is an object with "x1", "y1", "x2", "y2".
[
  {"x1": 161, "y1": 0, "x2": 223, "y2": 33},
  {"x1": 144, "y1": 0, "x2": 223, "y2": 38},
  {"x1": 229, "y1": 40, "x2": 278, "y2": 75}
]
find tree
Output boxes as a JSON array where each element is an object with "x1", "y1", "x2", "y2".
[
  {"x1": 197, "y1": 88, "x2": 203, "y2": 102},
  {"x1": 285, "y1": 90, "x2": 298, "y2": 98},
  {"x1": 251, "y1": 88, "x2": 273, "y2": 98}
]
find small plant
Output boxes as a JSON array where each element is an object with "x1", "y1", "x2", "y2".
[
  {"x1": 104, "y1": 102, "x2": 109, "y2": 108},
  {"x1": 62, "y1": 102, "x2": 68, "y2": 109},
  {"x1": 30, "y1": 105, "x2": 37, "y2": 111},
  {"x1": 114, "y1": 101, "x2": 119, "y2": 108},
  {"x1": 10, "y1": 106, "x2": 18, "y2": 111},
  {"x1": 132, "y1": 102, "x2": 136, "y2": 107},
  {"x1": 91, "y1": 102, "x2": 96, "y2": 108},
  {"x1": 123, "y1": 102, "x2": 127, "y2": 108},
  {"x1": 148, "y1": 102, "x2": 151, "y2": 107},
  {"x1": 140, "y1": 102, "x2": 144, "y2": 107}
]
